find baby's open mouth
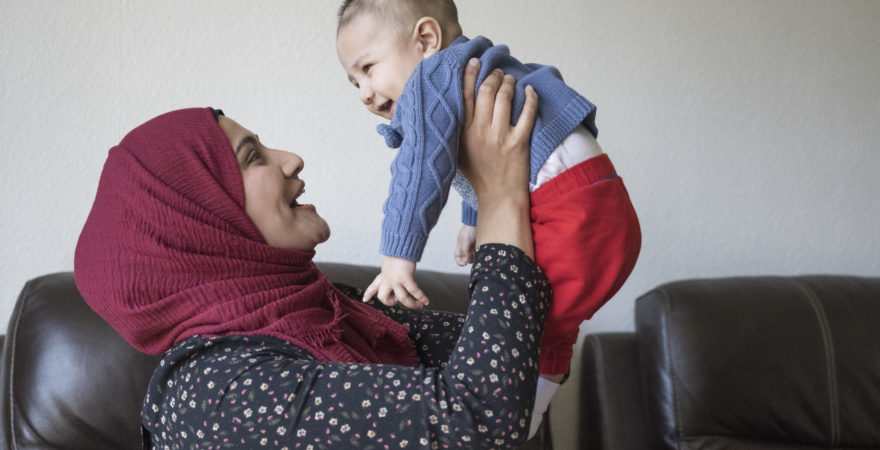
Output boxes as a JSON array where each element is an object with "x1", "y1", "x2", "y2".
[{"x1": 378, "y1": 100, "x2": 393, "y2": 114}]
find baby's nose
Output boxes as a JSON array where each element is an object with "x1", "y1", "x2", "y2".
[{"x1": 360, "y1": 85, "x2": 374, "y2": 105}]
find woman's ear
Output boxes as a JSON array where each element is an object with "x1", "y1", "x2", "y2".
[{"x1": 413, "y1": 17, "x2": 443, "y2": 59}]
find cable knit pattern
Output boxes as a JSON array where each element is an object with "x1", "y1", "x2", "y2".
[{"x1": 377, "y1": 36, "x2": 597, "y2": 261}]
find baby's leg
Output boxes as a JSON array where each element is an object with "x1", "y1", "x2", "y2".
[{"x1": 530, "y1": 153, "x2": 641, "y2": 376}]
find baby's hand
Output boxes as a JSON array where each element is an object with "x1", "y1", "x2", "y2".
[
  {"x1": 454, "y1": 225, "x2": 476, "y2": 266},
  {"x1": 363, "y1": 256, "x2": 430, "y2": 308}
]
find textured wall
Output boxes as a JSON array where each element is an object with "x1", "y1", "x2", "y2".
[{"x1": 2, "y1": 1, "x2": 879, "y2": 448}]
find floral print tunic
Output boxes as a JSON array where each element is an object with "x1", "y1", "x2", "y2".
[{"x1": 142, "y1": 244, "x2": 549, "y2": 449}]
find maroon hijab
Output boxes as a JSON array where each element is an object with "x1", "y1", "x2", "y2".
[{"x1": 74, "y1": 107, "x2": 416, "y2": 366}]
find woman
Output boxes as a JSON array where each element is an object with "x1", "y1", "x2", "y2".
[{"x1": 75, "y1": 65, "x2": 546, "y2": 448}]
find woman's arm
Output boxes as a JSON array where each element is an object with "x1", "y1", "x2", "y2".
[{"x1": 458, "y1": 59, "x2": 539, "y2": 259}]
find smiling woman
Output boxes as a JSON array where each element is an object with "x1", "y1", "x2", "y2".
[{"x1": 73, "y1": 67, "x2": 553, "y2": 448}]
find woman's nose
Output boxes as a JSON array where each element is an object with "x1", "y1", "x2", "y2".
[{"x1": 277, "y1": 150, "x2": 303, "y2": 178}]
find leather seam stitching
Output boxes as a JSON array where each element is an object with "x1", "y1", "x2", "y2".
[
  {"x1": 660, "y1": 289, "x2": 682, "y2": 450},
  {"x1": 791, "y1": 278, "x2": 839, "y2": 445}
]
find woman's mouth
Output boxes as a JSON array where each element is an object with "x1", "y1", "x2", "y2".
[{"x1": 290, "y1": 184, "x2": 305, "y2": 208}]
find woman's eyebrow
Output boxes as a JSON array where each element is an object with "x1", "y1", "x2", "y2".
[{"x1": 234, "y1": 135, "x2": 258, "y2": 156}]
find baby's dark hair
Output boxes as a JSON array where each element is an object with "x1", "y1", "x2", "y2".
[{"x1": 337, "y1": 0, "x2": 462, "y2": 45}]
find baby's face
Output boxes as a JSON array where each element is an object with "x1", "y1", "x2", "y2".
[{"x1": 337, "y1": 13, "x2": 425, "y2": 120}]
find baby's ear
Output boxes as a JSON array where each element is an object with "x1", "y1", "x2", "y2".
[{"x1": 414, "y1": 17, "x2": 442, "y2": 59}]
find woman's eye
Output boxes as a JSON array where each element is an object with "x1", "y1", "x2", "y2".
[{"x1": 246, "y1": 148, "x2": 263, "y2": 165}]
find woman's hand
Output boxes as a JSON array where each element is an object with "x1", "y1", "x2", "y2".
[{"x1": 459, "y1": 59, "x2": 539, "y2": 259}]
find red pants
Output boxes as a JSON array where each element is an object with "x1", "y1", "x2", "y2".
[{"x1": 530, "y1": 153, "x2": 641, "y2": 374}]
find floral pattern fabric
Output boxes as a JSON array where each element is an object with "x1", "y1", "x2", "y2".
[{"x1": 142, "y1": 244, "x2": 549, "y2": 449}]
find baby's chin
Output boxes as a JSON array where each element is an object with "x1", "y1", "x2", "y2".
[{"x1": 370, "y1": 110, "x2": 394, "y2": 121}]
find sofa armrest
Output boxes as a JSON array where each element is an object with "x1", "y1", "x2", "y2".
[
  {"x1": 2, "y1": 273, "x2": 161, "y2": 450},
  {"x1": 580, "y1": 333, "x2": 651, "y2": 450},
  {"x1": 636, "y1": 275, "x2": 880, "y2": 448}
]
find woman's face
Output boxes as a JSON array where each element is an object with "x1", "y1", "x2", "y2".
[{"x1": 218, "y1": 116, "x2": 330, "y2": 250}]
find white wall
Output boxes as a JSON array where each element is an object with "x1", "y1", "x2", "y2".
[{"x1": 2, "y1": 1, "x2": 878, "y2": 448}]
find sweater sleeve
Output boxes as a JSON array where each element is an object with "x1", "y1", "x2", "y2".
[
  {"x1": 379, "y1": 54, "x2": 465, "y2": 261},
  {"x1": 461, "y1": 201, "x2": 478, "y2": 226}
]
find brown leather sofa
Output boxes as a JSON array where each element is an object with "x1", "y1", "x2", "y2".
[
  {"x1": 6, "y1": 271, "x2": 878, "y2": 449},
  {"x1": 0, "y1": 264, "x2": 552, "y2": 449},
  {"x1": 580, "y1": 275, "x2": 880, "y2": 449}
]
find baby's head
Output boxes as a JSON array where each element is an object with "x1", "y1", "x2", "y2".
[{"x1": 336, "y1": 0, "x2": 462, "y2": 119}]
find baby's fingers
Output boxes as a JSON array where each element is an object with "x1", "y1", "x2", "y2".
[
  {"x1": 363, "y1": 274, "x2": 382, "y2": 302},
  {"x1": 455, "y1": 244, "x2": 475, "y2": 266},
  {"x1": 377, "y1": 282, "x2": 398, "y2": 307},
  {"x1": 454, "y1": 251, "x2": 468, "y2": 267},
  {"x1": 392, "y1": 285, "x2": 419, "y2": 309},
  {"x1": 404, "y1": 281, "x2": 429, "y2": 307},
  {"x1": 464, "y1": 247, "x2": 475, "y2": 265}
]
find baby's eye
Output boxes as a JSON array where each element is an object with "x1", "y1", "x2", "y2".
[{"x1": 362, "y1": 64, "x2": 373, "y2": 73}]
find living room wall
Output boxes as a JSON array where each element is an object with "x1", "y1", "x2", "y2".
[{"x1": 2, "y1": 1, "x2": 878, "y2": 448}]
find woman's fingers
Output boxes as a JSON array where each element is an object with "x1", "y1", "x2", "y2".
[
  {"x1": 514, "y1": 85, "x2": 539, "y2": 142},
  {"x1": 462, "y1": 58, "x2": 480, "y2": 128},
  {"x1": 492, "y1": 74, "x2": 516, "y2": 127},
  {"x1": 475, "y1": 69, "x2": 504, "y2": 127}
]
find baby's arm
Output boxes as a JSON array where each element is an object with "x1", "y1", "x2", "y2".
[
  {"x1": 363, "y1": 255, "x2": 429, "y2": 308},
  {"x1": 373, "y1": 56, "x2": 475, "y2": 304}
]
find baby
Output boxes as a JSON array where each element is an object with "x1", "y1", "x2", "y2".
[{"x1": 336, "y1": 0, "x2": 641, "y2": 435}]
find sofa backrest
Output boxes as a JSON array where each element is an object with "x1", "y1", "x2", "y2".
[{"x1": 635, "y1": 275, "x2": 880, "y2": 449}]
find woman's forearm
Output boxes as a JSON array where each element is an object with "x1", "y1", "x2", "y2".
[{"x1": 474, "y1": 195, "x2": 534, "y2": 260}]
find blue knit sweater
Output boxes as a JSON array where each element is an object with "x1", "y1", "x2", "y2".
[{"x1": 377, "y1": 35, "x2": 597, "y2": 261}]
